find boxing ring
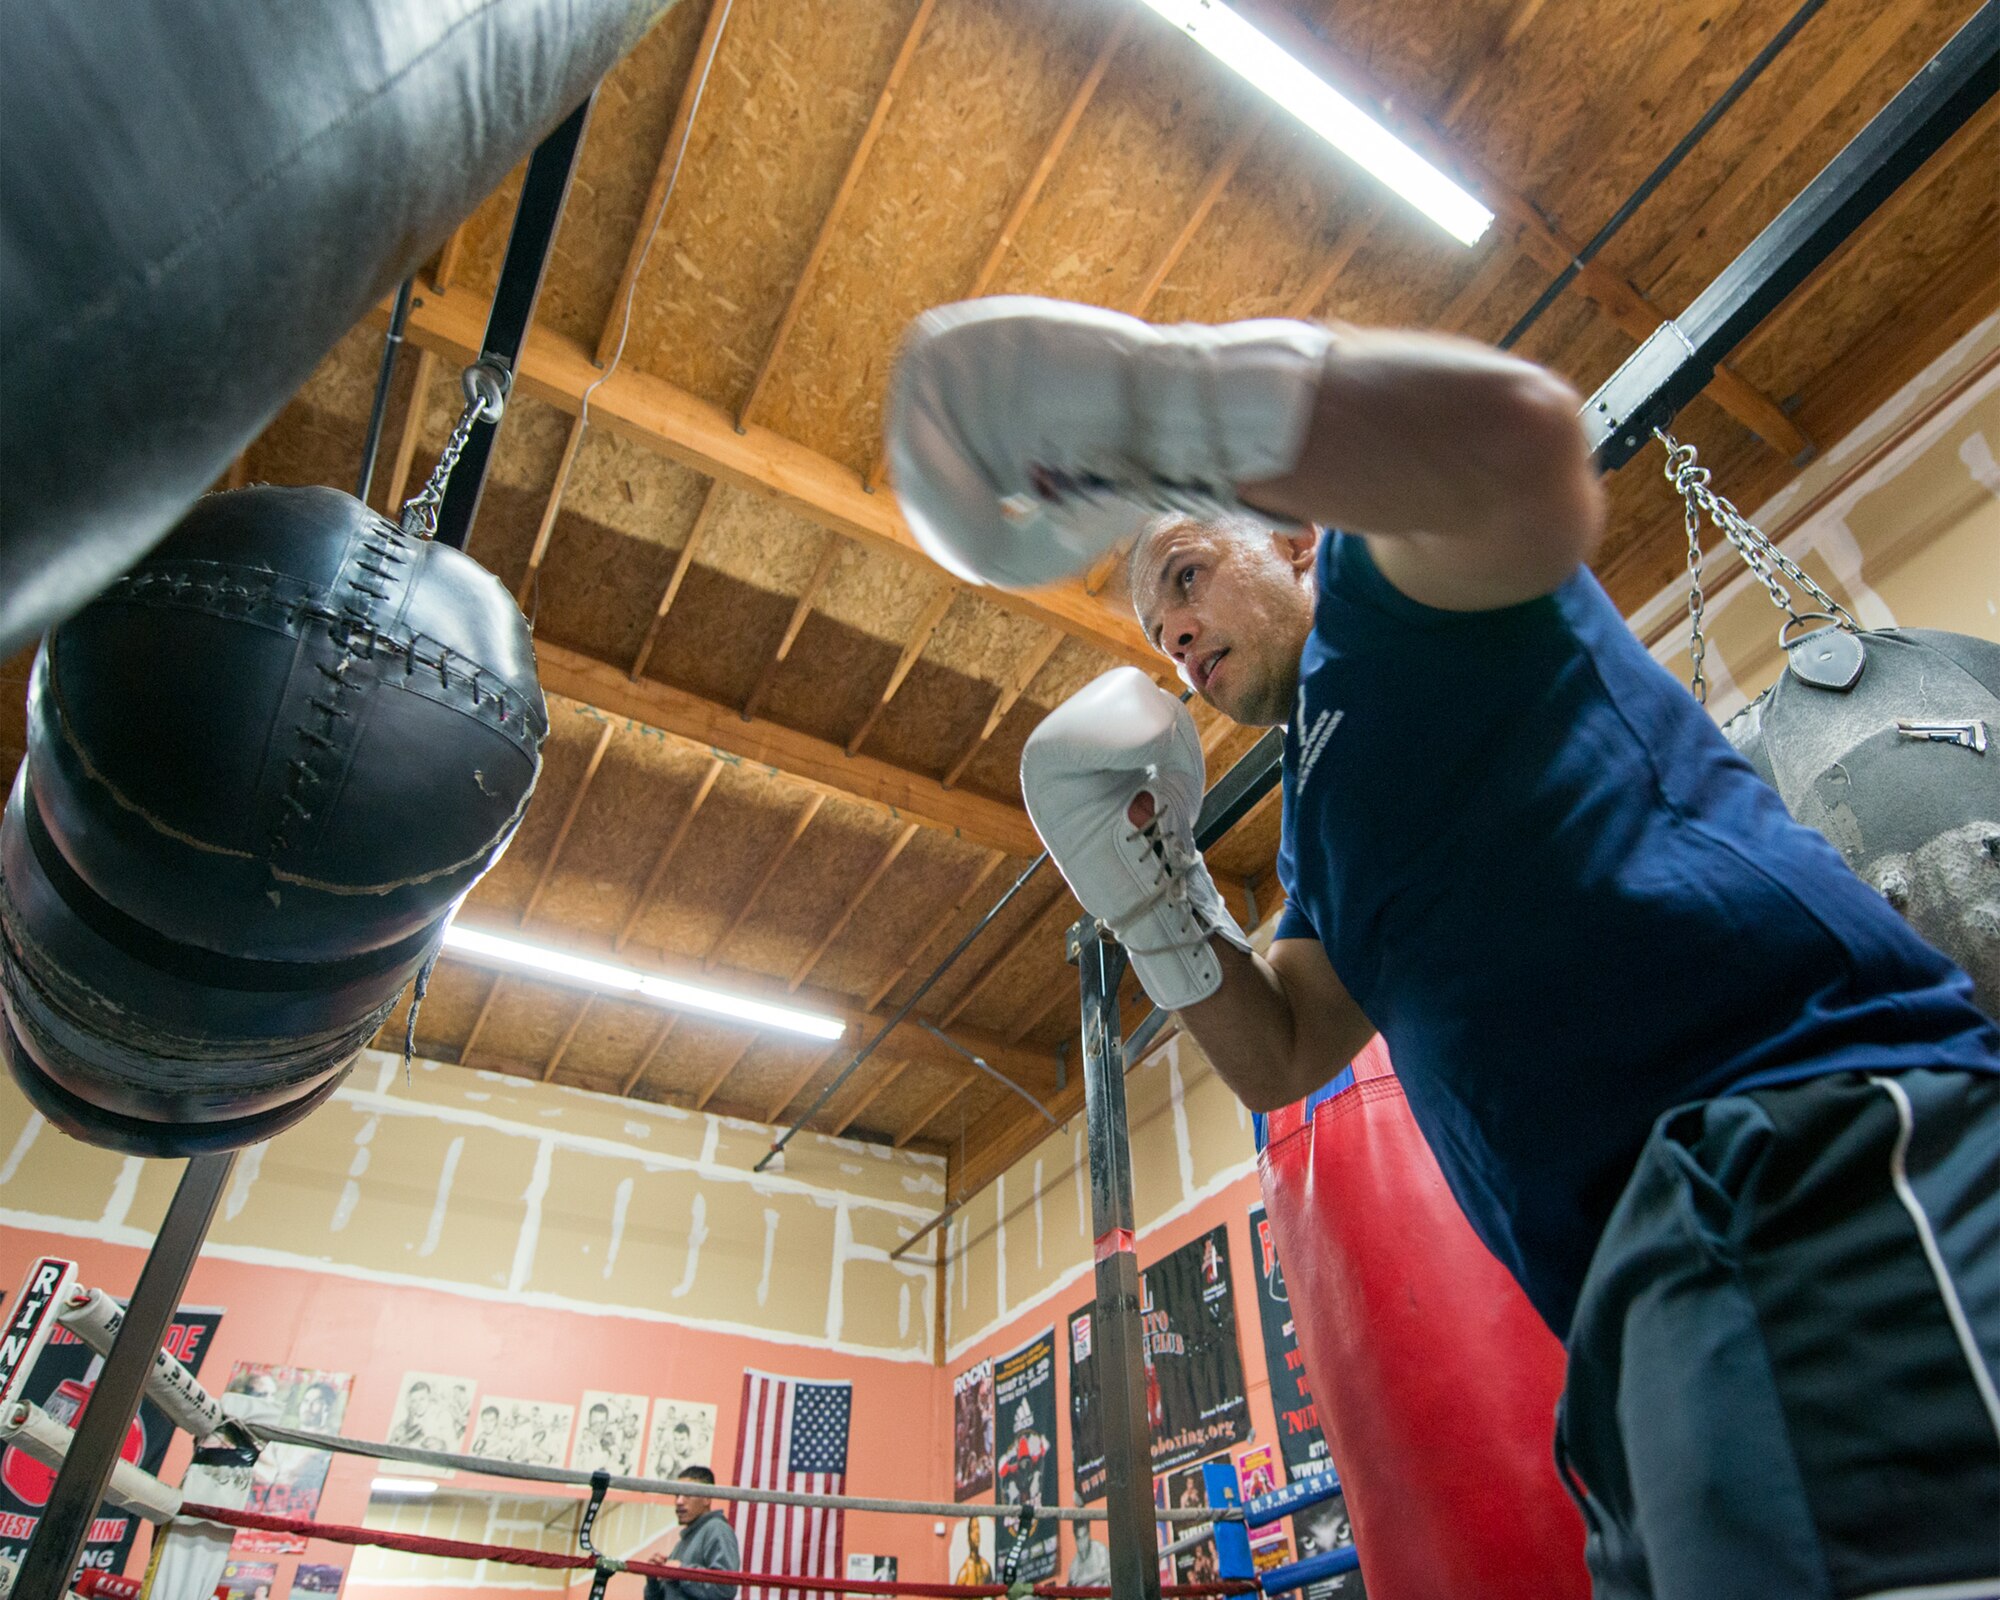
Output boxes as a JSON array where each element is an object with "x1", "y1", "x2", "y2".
[{"x1": 12, "y1": 3, "x2": 1995, "y2": 1596}]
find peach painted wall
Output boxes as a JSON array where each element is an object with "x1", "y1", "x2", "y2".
[{"x1": 0, "y1": 1226, "x2": 946, "y2": 1600}]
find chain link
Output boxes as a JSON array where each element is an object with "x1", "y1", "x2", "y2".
[
  {"x1": 399, "y1": 361, "x2": 510, "y2": 540},
  {"x1": 1657, "y1": 429, "x2": 1859, "y2": 701}
]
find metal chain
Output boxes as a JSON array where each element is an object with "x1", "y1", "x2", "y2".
[
  {"x1": 1657, "y1": 429, "x2": 1859, "y2": 700},
  {"x1": 399, "y1": 360, "x2": 510, "y2": 539}
]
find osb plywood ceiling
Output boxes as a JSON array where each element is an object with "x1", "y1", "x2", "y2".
[{"x1": 4, "y1": 0, "x2": 1992, "y2": 1205}]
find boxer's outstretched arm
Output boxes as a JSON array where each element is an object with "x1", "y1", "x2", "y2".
[
  {"x1": 1241, "y1": 328, "x2": 1605, "y2": 613},
  {"x1": 1179, "y1": 937, "x2": 1375, "y2": 1113}
]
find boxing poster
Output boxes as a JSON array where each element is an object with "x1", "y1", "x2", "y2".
[
  {"x1": 1142, "y1": 1225, "x2": 1250, "y2": 1472},
  {"x1": 467, "y1": 1397, "x2": 573, "y2": 1467},
  {"x1": 571, "y1": 1391, "x2": 646, "y2": 1475},
  {"x1": 1162, "y1": 1458, "x2": 1224, "y2": 1589},
  {"x1": 222, "y1": 1362, "x2": 353, "y2": 1554},
  {"x1": 0, "y1": 1299, "x2": 222, "y2": 1579},
  {"x1": 1248, "y1": 1205, "x2": 1332, "y2": 1477},
  {"x1": 990, "y1": 1331, "x2": 1058, "y2": 1581},
  {"x1": 951, "y1": 1358, "x2": 994, "y2": 1500},
  {"x1": 647, "y1": 1399, "x2": 716, "y2": 1480},
  {"x1": 1065, "y1": 1306, "x2": 1104, "y2": 1502}
]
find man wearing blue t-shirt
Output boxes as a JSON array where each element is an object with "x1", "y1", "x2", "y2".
[{"x1": 886, "y1": 297, "x2": 1999, "y2": 1599}]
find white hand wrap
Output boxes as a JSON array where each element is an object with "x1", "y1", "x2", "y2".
[
  {"x1": 1021, "y1": 669, "x2": 1252, "y2": 1011},
  {"x1": 887, "y1": 296, "x2": 1331, "y2": 589}
]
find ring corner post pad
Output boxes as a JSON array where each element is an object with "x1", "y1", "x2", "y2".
[
  {"x1": 15, "y1": 1151, "x2": 234, "y2": 1597},
  {"x1": 1069, "y1": 916, "x2": 1162, "y2": 1600},
  {"x1": 1201, "y1": 1460, "x2": 1254, "y2": 1584}
]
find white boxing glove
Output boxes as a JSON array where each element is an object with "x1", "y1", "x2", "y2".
[
  {"x1": 886, "y1": 295, "x2": 1332, "y2": 590},
  {"x1": 1021, "y1": 668, "x2": 1252, "y2": 1011}
]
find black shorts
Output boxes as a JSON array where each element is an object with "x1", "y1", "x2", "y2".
[{"x1": 1557, "y1": 1068, "x2": 2000, "y2": 1600}]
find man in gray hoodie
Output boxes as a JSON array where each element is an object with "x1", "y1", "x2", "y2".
[{"x1": 644, "y1": 1467, "x2": 740, "y2": 1600}]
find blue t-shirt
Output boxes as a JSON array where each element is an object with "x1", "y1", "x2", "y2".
[{"x1": 1274, "y1": 532, "x2": 1999, "y2": 1338}]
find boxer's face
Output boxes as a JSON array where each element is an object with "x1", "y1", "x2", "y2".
[{"x1": 1132, "y1": 516, "x2": 1318, "y2": 727}]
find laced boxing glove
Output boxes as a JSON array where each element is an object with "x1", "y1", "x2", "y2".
[
  {"x1": 887, "y1": 295, "x2": 1333, "y2": 589},
  {"x1": 1021, "y1": 668, "x2": 1252, "y2": 1010}
]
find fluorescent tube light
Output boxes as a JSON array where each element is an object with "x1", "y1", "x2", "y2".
[
  {"x1": 441, "y1": 924, "x2": 848, "y2": 1041},
  {"x1": 371, "y1": 1477, "x2": 437, "y2": 1497},
  {"x1": 1136, "y1": 0, "x2": 1492, "y2": 245}
]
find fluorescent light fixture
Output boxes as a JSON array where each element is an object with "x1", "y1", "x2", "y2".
[
  {"x1": 441, "y1": 923, "x2": 848, "y2": 1041},
  {"x1": 1136, "y1": 0, "x2": 1492, "y2": 246},
  {"x1": 371, "y1": 1477, "x2": 436, "y2": 1497}
]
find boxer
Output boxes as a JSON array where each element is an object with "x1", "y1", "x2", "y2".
[{"x1": 887, "y1": 297, "x2": 2000, "y2": 1600}]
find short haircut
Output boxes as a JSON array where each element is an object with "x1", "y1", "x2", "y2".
[
  {"x1": 1125, "y1": 511, "x2": 1281, "y2": 626},
  {"x1": 680, "y1": 1465, "x2": 717, "y2": 1486}
]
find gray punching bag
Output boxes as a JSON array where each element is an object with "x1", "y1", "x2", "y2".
[
  {"x1": 0, "y1": 487, "x2": 547, "y2": 1154},
  {"x1": 1723, "y1": 628, "x2": 2000, "y2": 1020},
  {"x1": 0, "y1": 0, "x2": 677, "y2": 657}
]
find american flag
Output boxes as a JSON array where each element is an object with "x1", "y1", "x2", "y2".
[{"x1": 731, "y1": 1370, "x2": 851, "y2": 1600}]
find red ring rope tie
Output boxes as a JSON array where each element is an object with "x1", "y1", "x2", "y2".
[{"x1": 180, "y1": 1503, "x2": 1257, "y2": 1597}]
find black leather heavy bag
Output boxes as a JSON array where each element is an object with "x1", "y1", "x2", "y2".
[
  {"x1": 0, "y1": 0, "x2": 676, "y2": 657},
  {"x1": 1723, "y1": 628, "x2": 2000, "y2": 1021},
  {"x1": 0, "y1": 487, "x2": 547, "y2": 1154}
]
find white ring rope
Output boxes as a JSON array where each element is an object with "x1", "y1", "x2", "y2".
[{"x1": 249, "y1": 1422, "x2": 1244, "y2": 1524}]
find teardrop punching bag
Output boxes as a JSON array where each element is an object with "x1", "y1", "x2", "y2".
[
  {"x1": 1258, "y1": 1039, "x2": 1590, "y2": 1600},
  {"x1": 1723, "y1": 627, "x2": 2000, "y2": 1020},
  {"x1": 0, "y1": 487, "x2": 547, "y2": 1155},
  {"x1": 0, "y1": 0, "x2": 677, "y2": 657}
]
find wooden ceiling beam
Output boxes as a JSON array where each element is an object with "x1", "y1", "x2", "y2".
[
  {"x1": 537, "y1": 641, "x2": 1042, "y2": 856},
  {"x1": 458, "y1": 972, "x2": 506, "y2": 1065},
  {"x1": 516, "y1": 415, "x2": 590, "y2": 605},
  {"x1": 621, "y1": 1013, "x2": 679, "y2": 1097},
  {"x1": 391, "y1": 288, "x2": 1151, "y2": 667},
  {"x1": 1740, "y1": 95, "x2": 1999, "y2": 361},
  {"x1": 737, "y1": 0, "x2": 942, "y2": 426},
  {"x1": 692, "y1": 1035, "x2": 757, "y2": 1112},
  {"x1": 377, "y1": 347, "x2": 438, "y2": 517},
  {"x1": 741, "y1": 536, "x2": 843, "y2": 723},
  {"x1": 938, "y1": 888, "x2": 1073, "y2": 1029},
  {"x1": 630, "y1": 478, "x2": 725, "y2": 680},
  {"x1": 760, "y1": 1040, "x2": 847, "y2": 1126},
  {"x1": 595, "y1": 0, "x2": 733, "y2": 367},
  {"x1": 541, "y1": 995, "x2": 594, "y2": 1082},
  {"x1": 845, "y1": 587, "x2": 956, "y2": 757},
  {"x1": 1286, "y1": 194, "x2": 1392, "y2": 319},
  {"x1": 865, "y1": 10, "x2": 1136, "y2": 492},
  {"x1": 830, "y1": 1059, "x2": 913, "y2": 1138},
  {"x1": 790, "y1": 821, "x2": 919, "y2": 990},
  {"x1": 704, "y1": 792, "x2": 825, "y2": 970},
  {"x1": 895, "y1": 1076, "x2": 977, "y2": 1149},
  {"x1": 519, "y1": 720, "x2": 617, "y2": 927},
  {"x1": 1005, "y1": 984, "x2": 1071, "y2": 1046},
  {"x1": 1632, "y1": 3, "x2": 1915, "y2": 294},
  {"x1": 432, "y1": 225, "x2": 469, "y2": 296},
  {"x1": 1241, "y1": 2, "x2": 1807, "y2": 456},
  {"x1": 942, "y1": 626, "x2": 1065, "y2": 789},
  {"x1": 615, "y1": 754, "x2": 724, "y2": 952},
  {"x1": 1130, "y1": 110, "x2": 1271, "y2": 319},
  {"x1": 865, "y1": 849, "x2": 1009, "y2": 1010}
]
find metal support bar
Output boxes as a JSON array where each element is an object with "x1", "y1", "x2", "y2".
[
  {"x1": 17, "y1": 1152, "x2": 234, "y2": 1594},
  {"x1": 1068, "y1": 919, "x2": 1160, "y2": 1600},
  {"x1": 433, "y1": 94, "x2": 596, "y2": 550},
  {"x1": 1584, "y1": 2, "x2": 1998, "y2": 468},
  {"x1": 357, "y1": 276, "x2": 414, "y2": 504}
]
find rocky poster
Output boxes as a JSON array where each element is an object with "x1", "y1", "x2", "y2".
[
  {"x1": 1248, "y1": 1205, "x2": 1332, "y2": 1478},
  {"x1": 1143, "y1": 1225, "x2": 1249, "y2": 1472},
  {"x1": 990, "y1": 1330, "x2": 1058, "y2": 1581},
  {"x1": 1065, "y1": 1305, "x2": 1104, "y2": 1503},
  {"x1": 951, "y1": 1358, "x2": 994, "y2": 1501},
  {"x1": 0, "y1": 1301, "x2": 223, "y2": 1579}
]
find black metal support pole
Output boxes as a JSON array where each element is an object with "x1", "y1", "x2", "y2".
[
  {"x1": 357, "y1": 276, "x2": 414, "y2": 506},
  {"x1": 1068, "y1": 919, "x2": 1161, "y2": 1600},
  {"x1": 433, "y1": 94, "x2": 596, "y2": 551},
  {"x1": 1584, "y1": 1, "x2": 1997, "y2": 469},
  {"x1": 17, "y1": 1152, "x2": 234, "y2": 1594}
]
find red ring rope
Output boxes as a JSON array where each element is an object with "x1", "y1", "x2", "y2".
[{"x1": 181, "y1": 1504, "x2": 1257, "y2": 1597}]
